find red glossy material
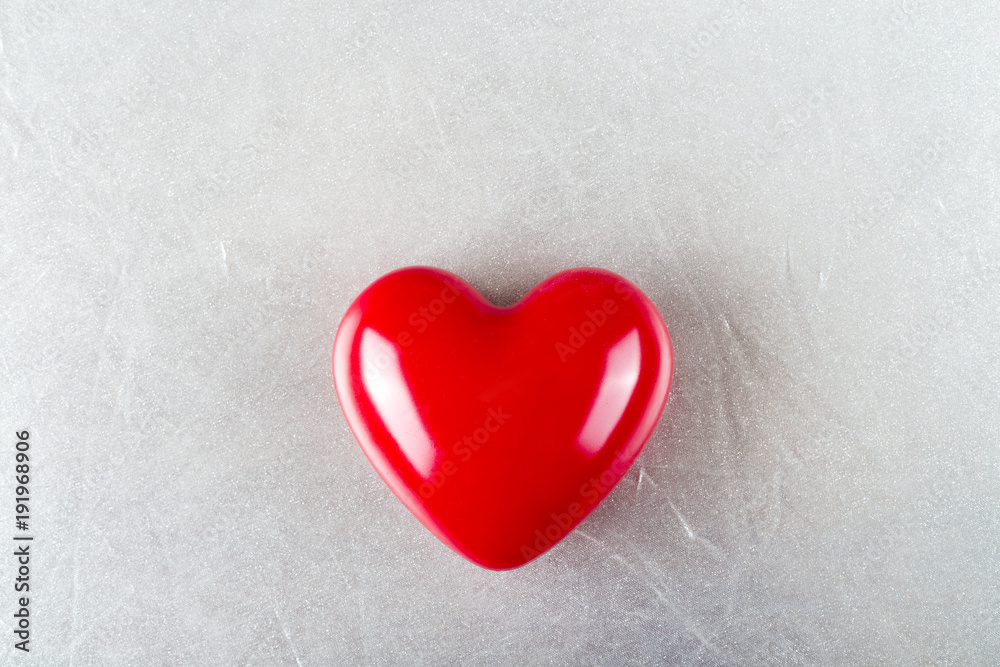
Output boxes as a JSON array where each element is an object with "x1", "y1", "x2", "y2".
[{"x1": 333, "y1": 267, "x2": 673, "y2": 569}]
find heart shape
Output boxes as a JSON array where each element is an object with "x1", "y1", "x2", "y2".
[{"x1": 333, "y1": 267, "x2": 673, "y2": 569}]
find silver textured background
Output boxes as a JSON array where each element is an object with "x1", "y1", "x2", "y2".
[{"x1": 2, "y1": 0, "x2": 999, "y2": 664}]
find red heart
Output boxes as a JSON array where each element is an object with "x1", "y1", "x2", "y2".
[{"x1": 333, "y1": 267, "x2": 673, "y2": 569}]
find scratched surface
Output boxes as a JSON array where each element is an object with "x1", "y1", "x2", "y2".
[{"x1": 2, "y1": 0, "x2": 1000, "y2": 664}]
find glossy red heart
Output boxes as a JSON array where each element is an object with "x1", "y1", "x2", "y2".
[{"x1": 333, "y1": 267, "x2": 673, "y2": 569}]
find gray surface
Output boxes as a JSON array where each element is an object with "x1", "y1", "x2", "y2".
[{"x1": 2, "y1": 0, "x2": 999, "y2": 664}]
